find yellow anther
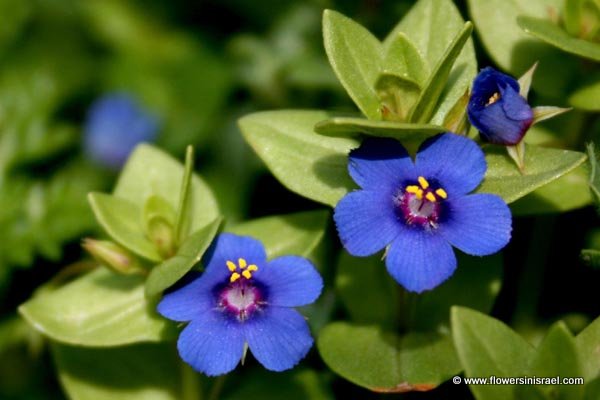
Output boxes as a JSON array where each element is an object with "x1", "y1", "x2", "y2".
[
  {"x1": 415, "y1": 189, "x2": 423, "y2": 200},
  {"x1": 226, "y1": 261, "x2": 237, "y2": 272},
  {"x1": 247, "y1": 264, "x2": 258, "y2": 272},
  {"x1": 425, "y1": 192, "x2": 436, "y2": 202},
  {"x1": 418, "y1": 176, "x2": 429, "y2": 189},
  {"x1": 435, "y1": 188, "x2": 448, "y2": 199},
  {"x1": 230, "y1": 272, "x2": 241, "y2": 283},
  {"x1": 242, "y1": 270, "x2": 252, "y2": 279},
  {"x1": 486, "y1": 92, "x2": 500, "y2": 106},
  {"x1": 405, "y1": 185, "x2": 420, "y2": 194},
  {"x1": 238, "y1": 258, "x2": 247, "y2": 269}
]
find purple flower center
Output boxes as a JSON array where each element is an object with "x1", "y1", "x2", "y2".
[
  {"x1": 217, "y1": 258, "x2": 265, "y2": 321},
  {"x1": 394, "y1": 176, "x2": 447, "y2": 230}
]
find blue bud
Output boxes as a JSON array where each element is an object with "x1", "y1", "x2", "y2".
[
  {"x1": 467, "y1": 67, "x2": 533, "y2": 145},
  {"x1": 84, "y1": 93, "x2": 160, "y2": 168}
]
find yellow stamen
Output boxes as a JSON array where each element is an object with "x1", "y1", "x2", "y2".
[
  {"x1": 415, "y1": 189, "x2": 423, "y2": 200},
  {"x1": 247, "y1": 264, "x2": 258, "y2": 272},
  {"x1": 238, "y1": 258, "x2": 247, "y2": 269},
  {"x1": 435, "y1": 188, "x2": 448, "y2": 199},
  {"x1": 405, "y1": 185, "x2": 420, "y2": 194},
  {"x1": 226, "y1": 261, "x2": 237, "y2": 272},
  {"x1": 486, "y1": 92, "x2": 500, "y2": 106},
  {"x1": 425, "y1": 192, "x2": 436, "y2": 202},
  {"x1": 418, "y1": 176, "x2": 429, "y2": 189},
  {"x1": 242, "y1": 270, "x2": 252, "y2": 279},
  {"x1": 230, "y1": 272, "x2": 241, "y2": 283}
]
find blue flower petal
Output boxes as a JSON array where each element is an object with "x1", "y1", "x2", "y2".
[
  {"x1": 415, "y1": 133, "x2": 486, "y2": 196},
  {"x1": 439, "y1": 193, "x2": 512, "y2": 256},
  {"x1": 470, "y1": 67, "x2": 519, "y2": 105},
  {"x1": 385, "y1": 229, "x2": 457, "y2": 293},
  {"x1": 256, "y1": 256, "x2": 323, "y2": 307},
  {"x1": 348, "y1": 138, "x2": 415, "y2": 190},
  {"x1": 244, "y1": 307, "x2": 313, "y2": 372},
  {"x1": 334, "y1": 189, "x2": 403, "y2": 256},
  {"x1": 177, "y1": 313, "x2": 245, "y2": 376},
  {"x1": 157, "y1": 275, "x2": 214, "y2": 322},
  {"x1": 201, "y1": 233, "x2": 268, "y2": 287}
]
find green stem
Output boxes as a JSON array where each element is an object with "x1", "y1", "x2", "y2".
[
  {"x1": 208, "y1": 375, "x2": 226, "y2": 400},
  {"x1": 181, "y1": 363, "x2": 203, "y2": 400}
]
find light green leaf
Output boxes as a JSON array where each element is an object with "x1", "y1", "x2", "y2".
[
  {"x1": 115, "y1": 144, "x2": 219, "y2": 234},
  {"x1": 510, "y1": 163, "x2": 592, "y2": 214},
  {"x1": 145, "y1": 218, "x2": 222, "y2": 297},
  {"x1": 322, "y1": 9, "x2": 382, "y2": 120},
  {"x1": 318, "y1": 322, "x2": 459, "y2": 392},
  {"x1": 575, "y1": 314, "x2": 600, "y2": 380},
  {"x1": 19, "y1": 268, "x2": 174, "y2": 346},
  {"x1": 386, "y1": 0, "x2": 477, "y2": 124},
  {"x1": 518, "y1": 62, "x2": 538, "y2": 98},
  {"x1": 518, "y1": 16, "x2": 600, "y2": 62},
  {"x1": 525, "y1": 321, "x2": 584, "y2": 400},
  {"x1": 175, "y1": 145, "x2": 194, "y2": 245},
  {"x1": 88, "y1": 193, "x2": 161, "y2": 262},
  {"x1": 228, "y1": 210, "x2": 328, "y2": 259},
  {"x1": 314, "y1": 116, "x2": 446, "y2": 140},
  {"x1": 409, "y1": 22, "x2": 473, "y2": 124},
  {"x1": 532, "y1": 106, "x2": 572, "y2": 125},
  {"x1": 238, "y1": 110, "x2": 358, "y2": 207},
  {"x1": 570, "y1": 77, "x2": 600, "y2": 110},
  {"x1": 477, "y1": 144, "x2": 587, "y2": 203},
  {"x1": 52, "y1": 342, "x2": 182, "y2": 400},
  {"x1": 383, "y1": 32, "x2": 429, "y2": 85},
  {"x1": 375, "y1": 72, "x2": 421, "y2": 121},
  {"x1": 442, "y1": 89, "x2": 470, "y2": 134},
  {"x1": 452, "y1": 307, "x2": 535, "y2": 400}
]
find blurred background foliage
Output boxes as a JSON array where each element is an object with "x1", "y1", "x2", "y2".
[{"x1": 0, "y1": 0, "x2": 598, "y2": 399}]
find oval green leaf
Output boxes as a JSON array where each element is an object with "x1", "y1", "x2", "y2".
[
  {"x1": 569, "y1": 76, "x2": 600, "y2": 111},
  {"x1": 322, "y1": 9, "x2": 383, "y2": 120},
  {"x1": 238, "y1": 110, "x2": 358, "y2": 207},
  {"x1": 88, "y1": 192, "x2": 161, "y2": 262},
  {"x1": 518, "y1": 16, "x2": 600, "y2": 62},
  {"x1": 314, "y1": 116, "x2": 446, "y2": 140},
  {"x1": 318, "y1": 322, "x2": 459, "y2": 392},
  {"x1": 115, "y1": 144, "x2": 220, "y2": 234},
  {"x1": 383, "y1": 32, "x2": 429, "y2": 86},
  {"x1": 19, "y1": 268, "x2": 174, "y2": 346},
  {"x1": 477, "y1": 144, "x2": 587, "y2": 203},
  {"x1": 145, "y1": 217, "x2": 223, "y2": 297}
]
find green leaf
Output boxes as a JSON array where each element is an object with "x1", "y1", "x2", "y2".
[
  {"x1": 452, "y1": 307, "x2": 535, "y2": 400},
  {"x1": 581, "y1": 249, "x2": 600, "y2": 268},
  {"x1": 52, "y1": 342, "x2": 182, "y2": 400},
  {"x1": 386, "y1": 0, "x2": 477, "y2": 124},
  {"x1": 322, "y1": 9, "x2": 382, "y2": 120},
  {"x1": 318, "y1": 322, "x2": 459, "y2": 392},
  {"x1": 228, "y1": 210, "x2": 328, "y2": 259},
  {"x1": 145, "y1": 217, "x2": 222, "y2": 297},
  {"x1": 518, "y1": 16, "x2": 600, "y2": 62},
  {"x1": 19, "y1": 268, "x2": 174, "y2": 346},
  {"x1": 585, "y1": 377, "x2": 600, "y2": 400},
  {"x1": 115, "y1": 144, "x2": 219, "y2": 234},
  {"x1": 238, "y1": 110, "x2": 358, "y2": 207},
  {"x1": 532, "y1": 106, "x2": 572, "y2": 125},
  {"x1": 314, "y1": 116, "x2": 446, "y2": 140},
  {"x1": 442, "y1": 89, "x2": 470, "y2": 134},
  {"x1": 88, "y1": 193, "x2": 161, "y2": 262},
  {"x1": 525, "y1": 321, "x2": 584, "y2": 400},
  {"x1": 375, "y1": 72, "x2": 421, "y2": 121},
  {"x1": 588, "y1": 142, "x2": 600, "y2": 206},
  {"x1": 175, "y1": 145, "x2": 194, "y2": 245},
  {"x1": 575, "y1": 314, "x2": 600, "y2": 380},
  {"x1": 476, "y1": 144, "x2": 587, "y2": 203},
  {"x1": 510, "y1": 163, "x2": 592, "y2": 215},
  {"x1": 382, "y1": 32, "x2": 429, "y2": 86},
  {"x1": 569, "y1": 76, "x2": 600, "y2": 111},
  {"x1": 409, "y1": 22, "x2": 473, "y2": 124}
]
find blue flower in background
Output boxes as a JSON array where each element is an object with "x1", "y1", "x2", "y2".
[
  {"x1": 334, "y1": 133, "x2": 512, "y2": 293},
  {"x1": 84, "y1": 93, "x2": 160, "y2": 168},
  {"x1": 467, "y1": 67, "x2": 533, "y2": 145},
  {"x1": 157, "y1": 233, "x2": 322, "y2": 376}
]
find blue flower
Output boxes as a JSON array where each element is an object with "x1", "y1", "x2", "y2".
[
  {"x1": 157, "y1": 233, "x2": 323, "y2": 376},
  {"x1": 334, "y1": 133, "x2": 512, "y2": 293},
  {"x1": 467, "y1": 67, "x2": 533, "y2": 145},
  {"x1": 84, "y1": 93, "x2": 160, "y2": 168}
]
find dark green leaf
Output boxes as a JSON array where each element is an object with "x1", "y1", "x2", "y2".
[
  {"x1": 518, "y1": 16, "x2": 600, "y2": 62},
  {"x1": 314, "y1": 116, "x2": 446, "y2": 140},
  {"x1": 587, "y1": 142, "x2": 600, "y2": 206},
  {"x1": 322, "y1": 9, "x2": 382, "y2": 119},
  {"x1": 581, "y1": 249, "x2": 600, "y2": 268},
  {"x1": 575, "y1": 315, "x2": 600, "y2": 380},
  {"x1": 570, "y1": 77, "x2": 600, "y2": 111},
  {"x1": 145, "y1": 218, "x2": 222, "y2": 297}
]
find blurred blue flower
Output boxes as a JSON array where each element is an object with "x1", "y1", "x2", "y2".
[
  {"x1": 157, "y1": 233, "x2": 322, "y2": 376},
  {"x1": 334, "y1": 133, "x2": 512, "y2": 293},
  {"x1": 84, "y1": 93, "x2": 160, "y2": 168},
  {"x1": 467, "y1": 67, "x2": 533, "y2": 145}
]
